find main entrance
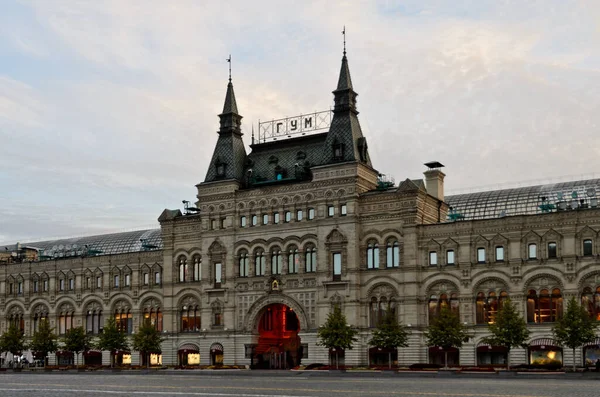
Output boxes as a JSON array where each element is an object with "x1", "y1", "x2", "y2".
[{"x1": 254, "y1": 304, "x2": 301, "y2": 369}]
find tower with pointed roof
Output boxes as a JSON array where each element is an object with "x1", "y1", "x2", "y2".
[
  {"x1": 321, "y1": 47, "x2": 372, "y2": 167},
  {"x1": 203, "y1": 75, "x2": 247, "y2": 183}
]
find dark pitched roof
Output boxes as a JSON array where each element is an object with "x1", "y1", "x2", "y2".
[
  {"x1": 222, "y1": 81, "x2": 238, "y2": 114},
  {"x1": 336, "y1": 54, "x2": 353, "y2": 91}
]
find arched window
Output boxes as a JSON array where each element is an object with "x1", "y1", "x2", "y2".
[
  {"x1": 367, "y1": 242, "x2": 379, "y2": 269},
  {"x1": 58, "y1": 309, "x2": 74, "y2": 335},
  {"x1": 428, "y1": 293, "x2": 459, "y2": 324},
  {"x1": 181, "y1": 304, "x2": 200, "y2": 332},
  {"x1": 85, "y1": 305, "x2": 103, "y2": 335},
  {"x1": 238, "y1": 252, "x2": 249, "y2": 277},
  {"x1": 8, "y1": 310, "x2": 24, "y2": 333},
  {"x1": 386, "y1": 240, "x2": 400, "y2": 268},
  {"x1": 528, "y1": 243, "x2": 537, "y2": 259},
  {"x1": 271, "y1": 250, "x2": 282, "y2": 275},
  {"x1": 178, "y1": 257, "x2": 187, "y2": 283},
  {"x1": 192, "y1": 256, "x2": 201, "y2": 281},
  {"x1": 583, "y1": 239, "x2": 593, "y2": 256},
  {"x1": 581, "y1": 287, "x2": 600, "y2": 320},
  {"x1": 475, "y1": 291, "x2": 507, "y2": 324},
  {"x1": 305, "y1": 246, "x2": 317, "y2": 273},
  {"x1": 32, "y1": 307, "x2": 49, "y2": 333},
  {"x1": 288, "y1": 247, "x2": 299, "y2": 274},
  {"x1": 527, "y1": 288, "x2": 563, "y2": 323},
  {"x1": 370, "y1": 297, "x2": 379, "y2": 327},
  {"x1": 114, "y1": 307, "x2": 133, "y2": 334},
  {"x1": 255, "y1": 250, "x2": 266, "y2": 276},
  {"x1": 212, "y1": 301, "x2": 223, "y2": 327},
  {"x1": 143, "y1": 307, "x2": 163, "y2": 332}
]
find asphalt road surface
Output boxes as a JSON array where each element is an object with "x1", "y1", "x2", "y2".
[{"x1": 1, "y1": 372, "x2": 599, "y2": 397}]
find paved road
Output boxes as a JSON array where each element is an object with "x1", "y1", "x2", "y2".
[{"x1": 0, "y1": 372, "x2": 599, "y2": 397}]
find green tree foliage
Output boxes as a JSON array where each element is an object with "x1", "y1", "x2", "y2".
[
  {"x1": 424, "y1": 307, "x2": 467, "y2": 368},
  {"x1": 552, "y1": 297, "x2": 598, "y2": 371},
  {"x1": 0, "y1": 324, "x2": 27, "y2": 367},
  {"x1": 62, "y1": 326, "x2": 92, "y2": 368},
  {"x1": 369, "y1": 310, "x2": 410, "y2": 368},
  {"x1": 96, "y1": 317, "x2": 129, "y2": 367},
  {"x1": 132, "y1": 320, "x2": 165, "y2": 368},
  {"x1": 29, "y1": 320, "x2": 58, "y2": 366},
  {"x1": 482, "y1": 299, "x2": 530, "y2": 370},
  {"x1": 317, "y1": 305, "x2": 358, "y2": 368}
]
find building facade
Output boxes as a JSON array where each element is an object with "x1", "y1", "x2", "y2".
[{"x1": 2, "y1": 51, "x2": 600, "y2": 368}]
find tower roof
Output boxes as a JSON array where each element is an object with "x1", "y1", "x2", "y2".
[
  {"x1": 221, "y1": 81, "x2": 239, "y2": 115},
  {"x1": 336, "y1": 54, "x2": 354, "y2": 91}
]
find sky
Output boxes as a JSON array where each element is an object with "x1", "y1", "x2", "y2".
[{"x1": 1, "y1": 0, "x2": 599, "y2": 244}]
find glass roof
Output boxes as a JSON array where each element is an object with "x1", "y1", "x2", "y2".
[
  {"x1": 3, "y1": 229, "x2": 162, "y2": 260},
  {"x1": 445, "y1": 178, "x2": 600, "y2": 221}
]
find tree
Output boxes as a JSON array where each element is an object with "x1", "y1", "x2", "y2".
[
  {"x1": 317, "y1": 305, "x2": 358, "y2": 369},
  {"x1": 552, "y1": 297, "x2": 598, "y2": 371},
  {"x1": 0, "y1": 324, "x2": 27, "y2": 368},
  {"x1": 369, "y1": 310, "x2": 410, "y2": 369},
  {"x1": 424, "y1": 307, "x2": 467, "y2": 368},
  {"x1": 482, "y1": 299, "x2": 530, "y2": 370},
  {"x1": 96, "y1": 317, "x2": 129, "y2": 367},
  {"x1": 29, "y1": 319, "x2": 58, "y2": 366},
  {"x1": 62, "y1": 326, "x2": 92, "y2": 368},
  {"x1": 132, "y1": 320, "x2": 165, "y2": 368}
]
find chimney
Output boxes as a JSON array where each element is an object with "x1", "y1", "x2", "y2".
[{"x1": 424, "y1": 162, "x2": 445, "y2": 201}]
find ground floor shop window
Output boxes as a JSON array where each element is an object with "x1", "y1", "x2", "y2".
[
  {"x1": 477, "y1": 345, "x2": 508, "y2": 366},
  {"x1": 56, "y1": 351, "x2": 74, "y2": 366},
  {"x1": 529, "y1": 347, "x2": 562, "y2": 366},
  {"x1": 178, "y1": 344, "x2": 200, "y2": 366},
  {"x1": 329, "y1": 348, "x2": 345, "y2": 368},
  {"x1": 83, "y1": 351, "x2": 102, "y2": 366},
  {"x1": 368, "y1": 347, "x2": 397, "y2": 367},
  {"x1": 429, "y1": 347, "x2": 459, "y2": 367},
  {"x1": 210, "y1": 343, "x2": 224, "y2": 365},
  {"x1": 584, "y1": 343, "x2": 600, "y2": 366},
  {"x1": 115, "y1": 351, "x2": 131, "y2": 365}
]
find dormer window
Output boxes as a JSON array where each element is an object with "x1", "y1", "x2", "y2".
[
  {"x1": 274, "y1": 165, "x2": 285, "y2": 180},
  {"x1": 276, "y1": 172, "x2": 283, "y2": 180},
  {"x1": 333, "y1": 142, "x2": 344, "y2": 160},
  {"x1": 216, "y1": 162, "x2": 226, "y2": 177}
]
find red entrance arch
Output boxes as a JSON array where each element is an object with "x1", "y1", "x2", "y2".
[{"x1": 254, "y1": 304, "x2": 301, "y2": 369}]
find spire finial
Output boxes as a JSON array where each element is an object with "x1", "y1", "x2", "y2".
[
  {"x1": 342, "y1": 26, "x2": 346, "y2": 56},
  {"x1": 227, "y1": 54, "x2": 232, "y2": 82},
  {"x1": 251, "y1": 124, "x2": 255, "y2": 145}
]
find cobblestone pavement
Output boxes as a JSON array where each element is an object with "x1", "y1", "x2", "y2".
[{"x1": 0, "y1": 372, "x2": 599, "y2": 397}]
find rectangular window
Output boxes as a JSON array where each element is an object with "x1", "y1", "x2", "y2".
[
  {"x1": 495, "y1": 246, "x2": 504, "y2": 261},
  {"x1": 296, "y1": 209, "x2": 303, "y2": 221},
  {"x1": 446, "y1": 250, "x2": 455, "y2": 265},
  {"x1": 155, "y1": 272, "x2": 161, "y2": 285},
  {"x1": 69, "y1": 278, "x2": 74, "y2": 290},
  {"x1": 214, "y1": 263, "x2": 222, "y2": 286},
  {"x1": 333, "y1": 252, "x2": 342, "y2": 281},
  {"x1": 33, "y1": 280, "x2": 38, "y2": 293},
  {"x1": 477, "y1": 248, "x2": 486, "y2": 263},
  {"x1": 59, "y1": 279, "x2": 64, "y2": 291},
  {"x1": 86, "y1": 277, "x2": 91, "y2": 289},
  {"x1": 252, "y1": 215, "x2": 258, "y2": 226},
  {"x1": 44, "y1": 279, "x2": 49, "y2": 292},
  {"x1": 9, "y1": 283, "x2": 13, "y2": 294},
  {"x1": 583, "y1": 239, "x2": 593, "y2": 256},
  {"x1": 548, "y1": 242, "x2": 557, "y2": 259},
  {"x1": 210, "y1": 219, "x2": 216, "y2": 230},
  {"x1": 429, "y1": 251, "x2": 438, "y2": 266},
  {"x1": 143, "y1": 273, "x2": 149, "y2": 285},
  {"x1": 273, "y1": 212, "x2": 280, "y2": 224},
  {"x1": 114, "y1": 275, "x2": 119, "y2": 288},
  {"x1": 240, "y1": 216, "x2": 247, "y2": 227},
  {"x1": 340, "y1": 204, "x2": 347, "y2": 216},
  {"x1": 284, "y1": 211, "x2": 292, "y2": 223},
  {"x1": 528, "y1": 243, "x2": 537, "y2": 259},
  {"x1": 263, "y1": 214, "x2": 269, "y2": 225},
  {"x1": 96, "y1": 276, "x2": 102, "y2": 288},
  {"x1": 18, "y1": 282, "x2": 23, "y2": 294},
  {"x1": 220, "y1": 218, "x2": 226, "y2": 229},
  {"x1": 125, "y1": 274, "x2": 131, "y2": 286},
  {"x1": 308, "y1": 208, "x2": 315, "y2": 220},
  {"x1": 328, "y1": 205, "x2": 335, "y2": 217}
]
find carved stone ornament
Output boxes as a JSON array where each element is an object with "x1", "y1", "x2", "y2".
[
  {"x1": 143, "y1": 298, "x2": 161, "y2": 310},
  {"x1": 271, "y1": 279, "x2": 280, "y2": 291},
  {"x1": 59, "y1": 302, "x2": 74, "y2": 313}
]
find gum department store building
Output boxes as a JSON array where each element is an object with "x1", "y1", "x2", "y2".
[{"x1": 2, "y1": 49, "x2": 600, "y2": 369}]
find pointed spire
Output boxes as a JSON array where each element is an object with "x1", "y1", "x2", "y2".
[
  {"x1": 336, "y1": 27, "x2": 353, "y2": 91},
  {"x1": 222, "y1": 80, "x2": 239, "y2": 114}
]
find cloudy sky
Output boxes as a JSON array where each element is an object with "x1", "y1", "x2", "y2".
[{"x1": 1, "y1": 0, "x2": 599, "y2": 243}]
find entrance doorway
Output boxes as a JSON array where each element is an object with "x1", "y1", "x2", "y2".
[{"x1": 254, "y1": 304, "x2": 301, "y2": 369}]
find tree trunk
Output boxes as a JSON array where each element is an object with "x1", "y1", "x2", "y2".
[
  {"x1": 506, "y1": 349, "x2": 511, "y2": 371},
  {"x1": 573, "y1": 347, "x2": 577, "y2": 372},
  {"x1": 444, "y1": 350, "x2": 448, "y2": 369},
  {"x1": 389, "y1": 352, "x2": 392, "y2": 369},
  {"x1": 336, "y1": 352, "x2": 339, "y2": 369},
  {"x1": 76, "y1": 352, "x2": 79, "y2": 369},
  {"x1": 147, "y1": 352, "x2": 150, "y2": 369}
]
